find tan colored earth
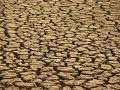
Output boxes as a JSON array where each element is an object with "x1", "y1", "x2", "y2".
[{"x1": 0, "y1": 0, "x2": 120, "y2": 90}]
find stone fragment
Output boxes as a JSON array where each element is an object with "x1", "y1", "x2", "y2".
[
  {"x1": 101, "y1": 64, "x2": 112, "y2": 70},
  {"x1": 109, "y1": 76, "x2": 120, "y2": 84},
  {"x1": 6, "y1": 86, "x2": 20, "y2": 90},
  {"x1": 31, "y1": 87, "x2": 44, "y2": 90},
  {"x1": 70, "y1": 0, "x2": 84, "y2": 3},
  {"x1": 77, "y1": 47, "x2": 87, "y2": 51},
  {"x1": 79, "y1": 74, "x2": 94, "y2": 80},
  {"x1": 2, "y1": 71, "x2": 17, "y2": 78},
  {"x1": 73, "y1": 86, "x2": 85, "y2": 90},
  {"x1": 47, "y1": 75, "x2": 59, "y2": 80},
  {"x1": 0, "y1": 27, "x2": 4, "y2": 33},
  {"x1": 21, "y1": 74, "x2": 35, "y2": 81},
  {"x1": 57, "y1": 66, "x2": 74, "y2": 72},
  {"x1": 108, "y1": 57, "x2": 117, "y2": 60},
  {"x1": 49, "y1": 86, "x2": 60, "y2": 90},
  {"x1": 92, "y1": 86, "x2": 106, "y2": 90},
  {"x1": 81, "y1": 71, "x2": 94, "y2": 75},
  {"x1": 97, "y1": 54, "x2": 105, "y2": 58},
  {"x1": 58, "y1": 72, "x2": 74, "y2": 80},
  {"x1": 7, "y1": 23, "x2": 17, "y2": 28},
  {"x1": 41, "y1": 80, "x2": 57, "y2": 89},
  {"x1": 65, "y1": 33, "x2": 74, "y2": 37},
  {"x1": 85, "y1": 79, "x2": 104, "y2": 88},
  {"x1": 15, "y1": 82, "x2": 34, "y2": 87},
  {"x1": 44, "y1": 35, "x2": 56, "y2": 39},
  {"x1": 74, "y1": 80, "x2": 85, "y2": 85},
  {"x1": 65, "y1": 58, "x2": 76, "y2": 62},
  {"x1": 63, "y1": 86, "x2": 72, "y2": 90},
  {"x1": 112, "y1": 84, "x2": 120, "y2": 89}
]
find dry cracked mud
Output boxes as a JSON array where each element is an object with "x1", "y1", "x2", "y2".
[{"x1": 0, "y1": 0, "x2": 120, "y2": 90}]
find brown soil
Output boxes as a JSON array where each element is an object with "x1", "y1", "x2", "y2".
[{"x1": 0, "y1": 0, "x2": 120, "y2": 90}]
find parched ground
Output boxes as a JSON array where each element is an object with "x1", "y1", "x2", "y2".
[{"x1": 0, "y1": 0, "x2": 120, "y2": 90}]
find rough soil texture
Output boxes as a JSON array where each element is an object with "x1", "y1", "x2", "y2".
[{"x1": 0, "y1": 0, "x2": 120, "y2": 90}]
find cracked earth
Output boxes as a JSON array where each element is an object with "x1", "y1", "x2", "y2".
[{"x1": 0, "y1": 0, "x2": 120, "y2": 90}]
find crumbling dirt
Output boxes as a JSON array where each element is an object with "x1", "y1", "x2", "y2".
[{"x1": 0, "y1": 0, "x2": 120, "y2": 90}]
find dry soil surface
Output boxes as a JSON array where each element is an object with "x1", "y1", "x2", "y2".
[{"x1": 0, "y1": 0, "x2": 120, "y2": 90}]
